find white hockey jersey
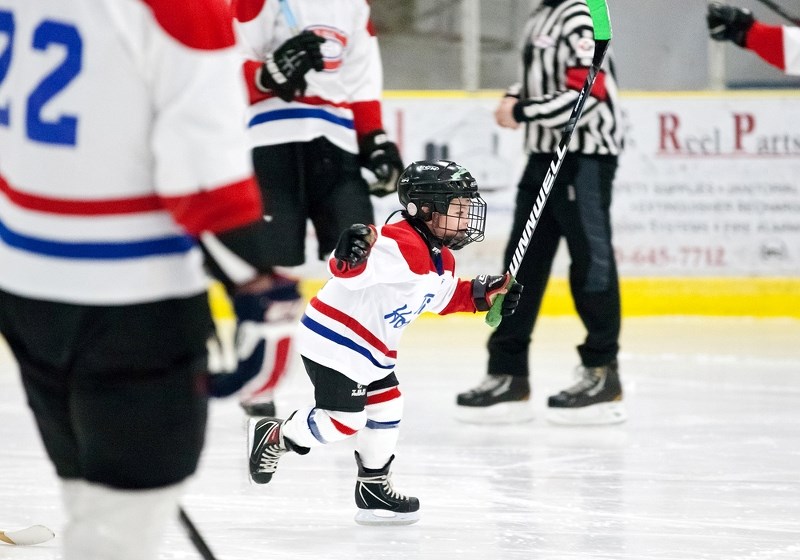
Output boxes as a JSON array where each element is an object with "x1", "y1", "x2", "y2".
[
  {"x1": 0, "y1": 1, "x2": 261, "y2": 305},
  {"x1": 296, "y1": 219, "x2": 477, "y2": 386},
  {"x1": 233, "y1": 0, "x2": 386, "y2": 154}
]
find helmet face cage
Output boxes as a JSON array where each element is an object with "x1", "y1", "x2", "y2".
[
  {"x1": 398, "y1": 161, "x2": 487, "y2": 250},
  {"x1": 433, "y1": 190, "x2": 486, "y2": 250}
]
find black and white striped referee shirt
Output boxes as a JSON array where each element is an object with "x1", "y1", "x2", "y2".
[{"x1": 510, "y1": 0, "x2": 623, "y2": 156}]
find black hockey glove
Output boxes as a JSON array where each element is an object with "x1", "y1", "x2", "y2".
[
  {"x1": 707, "y1": 2, "x2": 755, "y2": 47},
  {"x1": 472, "y1": 273, "x2": 523, "y2": 316},
  {"x1": 333, "y1": 224, "x2": 377, "y2": 272},
  {"x1": 359, "y1": 130, "x2": 403, "y2": 197},
  {"x1": 258, "y1": 31, "x2": 325, "y2": 101}
]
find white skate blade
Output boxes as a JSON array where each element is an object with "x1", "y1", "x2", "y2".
[
  {"x1": 454, "y1": 401, "x2": 535, "y2": 425},
  {"x1": 246, "y1": 418, "x2": 258, "y2": 486},
  {"x1": 546, "y1": 401, "x2": 627, "y2": 426},
  {"x1": 354, "y1": 509, "x2": 420, "y2": 526},
  {"x1": 0, "y1": 525, "x2": 55, "y2": 546}
]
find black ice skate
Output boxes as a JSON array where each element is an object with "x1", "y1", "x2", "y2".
[
  {"x1": 454, "y1": 374, "x2": 534, "y2": 424},
  {"x1": 248, "y1": 417, "x2": 308, "y2": 484},
  {"x1": 354, "y1": 451, "x2": 419, "y2": 526},
  {"x1": 546, "y1": 360, "x2": 627, "y2": 425}
]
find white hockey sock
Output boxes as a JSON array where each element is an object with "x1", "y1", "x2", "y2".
[
  {"x1": 356, "y1": 386, "x2": 404, "y2": 469},
  {"x1": 281, "y1": 406, "x2": 366, "y2": 448},
  {"x1": 61, "y1": 479, "x2": 184, "y2": 560}
]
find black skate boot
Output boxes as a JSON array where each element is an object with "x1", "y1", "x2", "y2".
[
  {"x1": 455, "y1": 374, "x2": 534, "y2": 424},
  {"x1": 248, "y1": 417, "x2": 308, "y2": 484},
  {"x1": 354, "y1": 451, "x2": 420, "y2": 526},
  {"x1": 546, "y1": 360, "x2": 627, "y2": 425}
]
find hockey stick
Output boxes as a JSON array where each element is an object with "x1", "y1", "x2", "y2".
[
  {"x1": 486, "y1": 0, "x2": 612, "y2": 327},
  {"x1": 279, "y1": 0, "x2": 301, "y2": 34},
  {"x1": 179, "y1": 507, "x2": 218, "y2": 560},
  {"x1": 0, "y1": 525, "x2": 55, "y2": 546},
  {"x1": 753, "y1": 0, "x2": 800, "y2": 26}
]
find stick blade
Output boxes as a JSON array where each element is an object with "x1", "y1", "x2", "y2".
[{"x1": 0, "y1": 525, "x2": 55, "y2": 546}]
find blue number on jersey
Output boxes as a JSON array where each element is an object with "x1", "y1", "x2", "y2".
[{"x1": 0, "y1": 9, "x2": 82, "y2": 146}]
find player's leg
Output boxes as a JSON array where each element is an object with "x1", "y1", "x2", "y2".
[
  {"x1": 305, "y1": 138, "x2": 374, "y2": 261},
  {"x1": 547, "y1": 155, "x2": 625, "y2": 425},
  {"x1": 60, "y1": 478, "x2": 184, "y2": 560},
  {"x1": 248, "y1": 357, "x2": 366, "y2": 484},
  {"x1": 4, "y1": 293, "x2": 211, "y2": 560},
  {"x1": 353, "y1": 373, "x2": 419, "y2": 525},
  {"x1": 237, "y1": 144, "x2": 308, "y2": 416}
]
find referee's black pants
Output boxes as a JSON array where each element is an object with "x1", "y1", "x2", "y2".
[{"x1": 488, "y1": 153, "x2": 621, "y2": 376}]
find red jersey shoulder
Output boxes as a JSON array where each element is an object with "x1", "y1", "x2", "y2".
[
  {"x1": 381, "y1": 221, "x2": 434, "y2": 275},
  {"x1": 440, "y1": 246, "x2": 456, "y2": 274},
  {"x1": 232, "y1": 0, "x2": 267, "y2": 23},
  {"x1": 143, "y1": 0, "x2": 235, "y2": 50}
]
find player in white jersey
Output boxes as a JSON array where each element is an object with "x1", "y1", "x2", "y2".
[
  {"x1": 707, "y1": 2, "x2": 800, "y2": 75},
  {"x1": 230, "y1": 0, "x2": 404, "y2": 418},
  {"x1": 0, "y1": 1, "x2": 281, "y2": 558},
  {"x1": 246, "y1": 161, "x2": 523, "y2": 525}
]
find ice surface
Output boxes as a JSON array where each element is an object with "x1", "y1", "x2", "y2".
[{"x1": 2, "y1": 315, "x2": 799, "y2": 559}]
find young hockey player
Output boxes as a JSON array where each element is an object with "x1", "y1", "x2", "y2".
[{"x1": 247, "y1": 160, "x2": 523, "y2": 525}]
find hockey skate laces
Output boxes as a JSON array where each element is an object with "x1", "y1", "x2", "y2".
[
  {"x1": 464, "y1": 375, "x2": 507, "y2": 396},
  {"x1": 562, "y1": 366, "x2": 602, "y2": 396},
  {"x1": 358, "y1": 473, "x2": 407, "y2": 501},
  {"x1": 257, "y1": 444, "x2": 285, "y2": 473}
]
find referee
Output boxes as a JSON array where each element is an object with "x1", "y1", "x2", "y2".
[{"x1": 456, "y1": 0, "x2": 627, "y2": 426}]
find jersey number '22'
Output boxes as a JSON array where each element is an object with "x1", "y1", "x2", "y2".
[{"x1": 0, "y1": 10, "x2": 82, "y2": 146}]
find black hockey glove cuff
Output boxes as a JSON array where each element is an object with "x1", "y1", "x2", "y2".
[
  {"x1": 472, "y1": 273, "x2": 523, "y2": 316},
  {"x1": 333, "y1": 224, "x2": 377, "y2": 272},
  {"x1": 257, "y1": 31, "x2": 325, "y2": 101},
  {"x1": 359, "y1": 130, "x2": 403, "y2": 197},
  {"x1": 707, "y1": 2, "x2": 754, "y2": 47}
]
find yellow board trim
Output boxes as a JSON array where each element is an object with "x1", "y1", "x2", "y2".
[{"x1": 209, "y1": 277, "x2": 800, "y2": 320}]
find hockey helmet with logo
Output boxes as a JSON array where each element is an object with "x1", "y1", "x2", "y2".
[{"x1": 397, "y1": 160, "x2": 486, "y2": 249}]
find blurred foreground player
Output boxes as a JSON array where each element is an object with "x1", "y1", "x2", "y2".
[
  {"x1": 0, "y1": 2, "x2": 279, "y2": 558},
  {"x1": 247, "y1": 161, "x2": 522, "y2": 525}
]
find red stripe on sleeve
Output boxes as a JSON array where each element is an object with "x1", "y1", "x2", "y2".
[
  {"x1": 746, "y1": 22, "x2": 786, "y2": 71},
  {"x1": 328, "y1": 257, "x2": 366, "y2": 278},
  {"x1": 566, "y1": 67, "x2": 607, "y2": 101},
  {"x1": 159, "y1": 176, "x2": 263, "y2": 236},
  {"x1": 351, "y1": 100, "x2": 383, "y2": 141}
]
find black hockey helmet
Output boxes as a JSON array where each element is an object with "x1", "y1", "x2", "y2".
[{"x1": 397, "y1": 160, "x2": 486, "y2": 249}]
